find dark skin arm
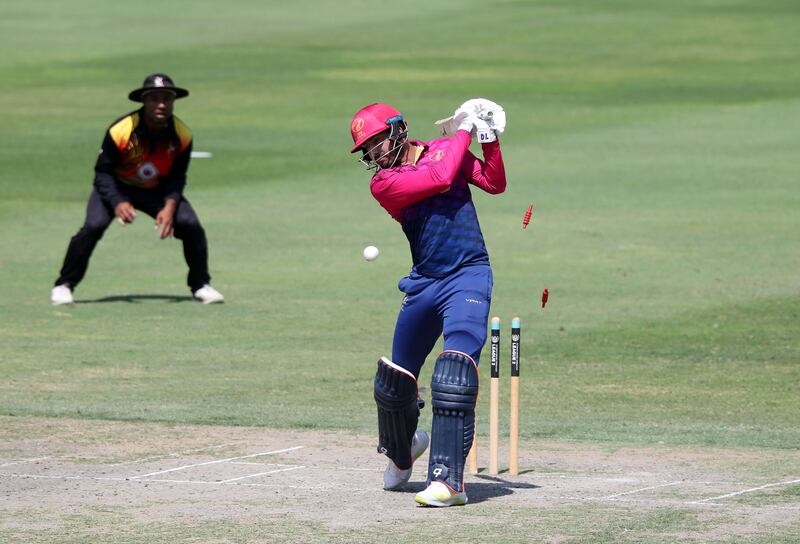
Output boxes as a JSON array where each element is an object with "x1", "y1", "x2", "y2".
[
  {"x1": 115, "y1": 202, "x2": 137, "y2": 224},
  {"x1": 154, "y1": 198, "x2": 176, "y2": 239}
]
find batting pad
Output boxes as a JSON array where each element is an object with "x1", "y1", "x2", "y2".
[
  {"x1": 427, "y1": 350, "x2": 479, "y2": 493},
  {"x1": 374, "y1": 357, "x2": 420, "y2": 470}
]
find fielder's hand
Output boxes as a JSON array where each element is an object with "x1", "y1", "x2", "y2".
[
  {"x1": 155, "y1": 200, "x2": 176, "y2": 239},
  {"x1": 115, "y1": 202, "x2": 136, "y2": 225}
]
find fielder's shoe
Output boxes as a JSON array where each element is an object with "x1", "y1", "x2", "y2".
[
  {"x1": 383, "y1": 430, "x2": 430, "y2": 491},
  {"x1": 414, "y1": 481, "x2": 468, "y2": 507},
  {"x1": 50, "y1": 285, "x2": 74, "y2": 305},
  {"x1": 193, "y1": 284, "x2": 225, "y2": 304}
]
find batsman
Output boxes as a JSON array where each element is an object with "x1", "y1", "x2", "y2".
[{"x1": 349, "y1": 99, "x2": 507, "y2": 506}]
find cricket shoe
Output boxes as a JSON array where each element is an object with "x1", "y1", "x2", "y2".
[
  {"x1": 414, "y1": 481, "x2": 468, "y2": 507},
  {"x1": 383, "y1": 430, "x2": 429, "y2": 491},
  {"x1": 50, "y1": 285, "x2": 74, "y2": 305},
  {"x1": 193, "y1": 284, "x2": 225, "y2": 304}
]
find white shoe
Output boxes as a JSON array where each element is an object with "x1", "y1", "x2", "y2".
[
  {"x1": 414, "y1": 481, "x2": 468, "y2": 507},
  {"x1": 383, "y1": 430, "x2": 429, "y2": 490},
  {"x1": 193, "y1": 284, "x2": 224, "y2": 304},
  {"x1": 50, "y1": 285, "x2": 74, "y2": 305}
]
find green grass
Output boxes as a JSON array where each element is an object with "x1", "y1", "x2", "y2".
[
  {"x1": 1, "y1": 1, "x2": 800, "y2": 540},
  {"x1": 2, "y1": 0, "x2": 799, "y2": 442}
]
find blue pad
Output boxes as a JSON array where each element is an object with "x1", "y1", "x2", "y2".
[
  {"x1": 427, "y1": 350, "x2": 479, "y2": 493},
  {"x1": 374, "y1": 357, "x2": 420, "y2": 470}
]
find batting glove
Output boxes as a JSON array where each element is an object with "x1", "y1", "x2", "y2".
[
  {"x1": 471, "y1": 117, "x2": 496, "y2": 143},
  {"x1": 458, "y1": 98, "x2": 506, "y2": 137},
  {"x1": 436, "y1": 111, "x2": 474, "y2": 136}
]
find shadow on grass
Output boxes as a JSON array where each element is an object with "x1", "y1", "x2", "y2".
[
  {"x1": 77, "y1": 294, "x2": 194, "y2": 304},
  {"x1": 400, "y1": 472, "x2": 540, "y2": 504}
]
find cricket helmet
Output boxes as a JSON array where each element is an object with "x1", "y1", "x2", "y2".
[
  {"x1": 129, "y1": 73, "x2": 189, "y2": 102},
  {"x1": 349, "y1": 103, "x2": 405, "y2": 153}
]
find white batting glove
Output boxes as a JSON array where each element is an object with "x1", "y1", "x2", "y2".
[
  {"x1": 458, "y1": 98, "x2": 506, "y2": 137},
  {"x1": 454, "y1": 106, "x2": 493, "y2": 141},
  {"x1": 435, "y1": 111, "x2": 474, "y2": 136},
  {"x1": 473, "y1": 117, "x2": 497, "y2": 143},
  {"x1": 455, "y1": 111, "x2": 475, "y2": 133}
]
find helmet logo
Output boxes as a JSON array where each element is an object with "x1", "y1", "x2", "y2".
[{"x1": 351, "y1": 117, "x2": 365, "y2": 138}]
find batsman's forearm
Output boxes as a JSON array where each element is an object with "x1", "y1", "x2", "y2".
[{"x1": 479, "y1": 141, "x2": 506, "y2": 194}]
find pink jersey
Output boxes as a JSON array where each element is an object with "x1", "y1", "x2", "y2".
[{"x1": 370, "y1": 130, "x2": 506, "y2": 222}]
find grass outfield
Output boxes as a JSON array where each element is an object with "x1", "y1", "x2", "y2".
[
  {"x1": 2, "y1": 0, "x2": 799, "y2": 442},
  {"x1": 1, "y1": 1, "x2": 799, "y2": 540}
]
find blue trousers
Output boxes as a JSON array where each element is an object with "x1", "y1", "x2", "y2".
[{"x1": 391, "y1": 264, "x2": 493, "y2": 378}]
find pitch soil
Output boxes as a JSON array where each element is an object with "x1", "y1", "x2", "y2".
[{"x1": 1, "y1": 416, "x2": 799, "y2": 543}]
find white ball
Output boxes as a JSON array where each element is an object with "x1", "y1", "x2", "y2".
[{"x1": 363, "y1": 245, "x2": 379, "y2": 261}]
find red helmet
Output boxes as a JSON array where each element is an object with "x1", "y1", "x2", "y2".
[{"x1": 349, "y1": 103, "x2": 404, "y2": 153}]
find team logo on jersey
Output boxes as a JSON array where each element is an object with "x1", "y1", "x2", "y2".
[
  {"x1": 137, "y1": 162, "x2": 159, "y2": 181},
  {"x1": 429, "y1": 150, "x2": 445, "y2": 162}
]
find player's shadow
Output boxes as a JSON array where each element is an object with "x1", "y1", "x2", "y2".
[
  {"x1": 466, "y1": 472, "x2": 541, "y2": 504},
  {"x1": 78, "y1": 294, "x2": 193, "y2": 304},
  {"x1": 405, "y1": 470, "x2": 539, "y2": 504}
]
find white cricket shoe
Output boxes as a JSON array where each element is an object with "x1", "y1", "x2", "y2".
[
  {"x1": 50, "y1": 285, "x2": 74, "y2": 305},
  {"x1": 414, "y1": 481, "x2": 468, "y2": 507},
  {"x1": 383, "y1": 430, "x2": 429, "y2": 491},
  {"x1": 193, "y1": 284, "x2": 225, "y2": 304}
]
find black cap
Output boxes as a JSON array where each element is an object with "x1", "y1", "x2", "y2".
[{"x1": 128, "y1": 73, "x2": 189, "y2": 102}]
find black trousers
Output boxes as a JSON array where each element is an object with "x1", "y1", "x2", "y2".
[{"x1": 55, "y1": 189, "x2": 211, "y2": 292}]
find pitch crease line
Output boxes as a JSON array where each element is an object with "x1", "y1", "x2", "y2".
[
  {"x1": 2, "y1": 472, "x2": 325, "y2": 490},
  {"x1": 109, "y1": 442, "x2": 239, "y2": 466},
  {"x1": 218, "y1": 465, "x2": 305, "y2": 483},
  {"x1": 228, "y1": 462, "x2": 296, "y2": 467},
  {"x1": 127, "y1": 446, "x2": 304, "y2": 479},
  {"x1": 693, "y1": 478, "x2": 800, "y2": 503},
  {"x1": 0, "y1": 456, "x2": 50, "y2": 467},
  {"x1": 603, "y1": 481, "x2": 682, "y2": 499},
  {"x1": 139, "y1": 477, "x2": 324, "y2": 489}
]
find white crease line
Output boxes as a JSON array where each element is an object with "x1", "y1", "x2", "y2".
[
  {"x1": 227, "y1": 462, "x2": 297, "y2": 467},
  {"x1": 693, "y1": 478, "x2": 800, "y2": 503},
  {"x1": 603, "y1": 481, "x2": 683, "y2": 499},
  {"x1": 108, "y1": 442, "x2": 240, "y2": 466},
  {"x1": 127, "y1": 446, "x2": 304, "y2": 479},
  {"x1": 5, "y1": 473, "x2": 124, "y2": 482},
  {"x1": 218, "y1": 465, "x2": 305, "y2": 483},
  {"x1": 138, "y1": 477, "x2": 324, "y2": 489},
  {"x1": 2, "y1": 472, "x2": 323, "y2": 490},
  {"x1": 5, "y1": 472, "x2": 800, "y2": 508},
  {"x1": 0, "y1": 457, "x2": 50, "y2": 467}
]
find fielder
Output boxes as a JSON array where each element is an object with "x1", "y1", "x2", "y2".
[
  {"x1": 50, "y1": 74, "x2": 224, "y2": 305},
  {"x1": 349, "y1": 99, "x2": 507, "y2": 506}
]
